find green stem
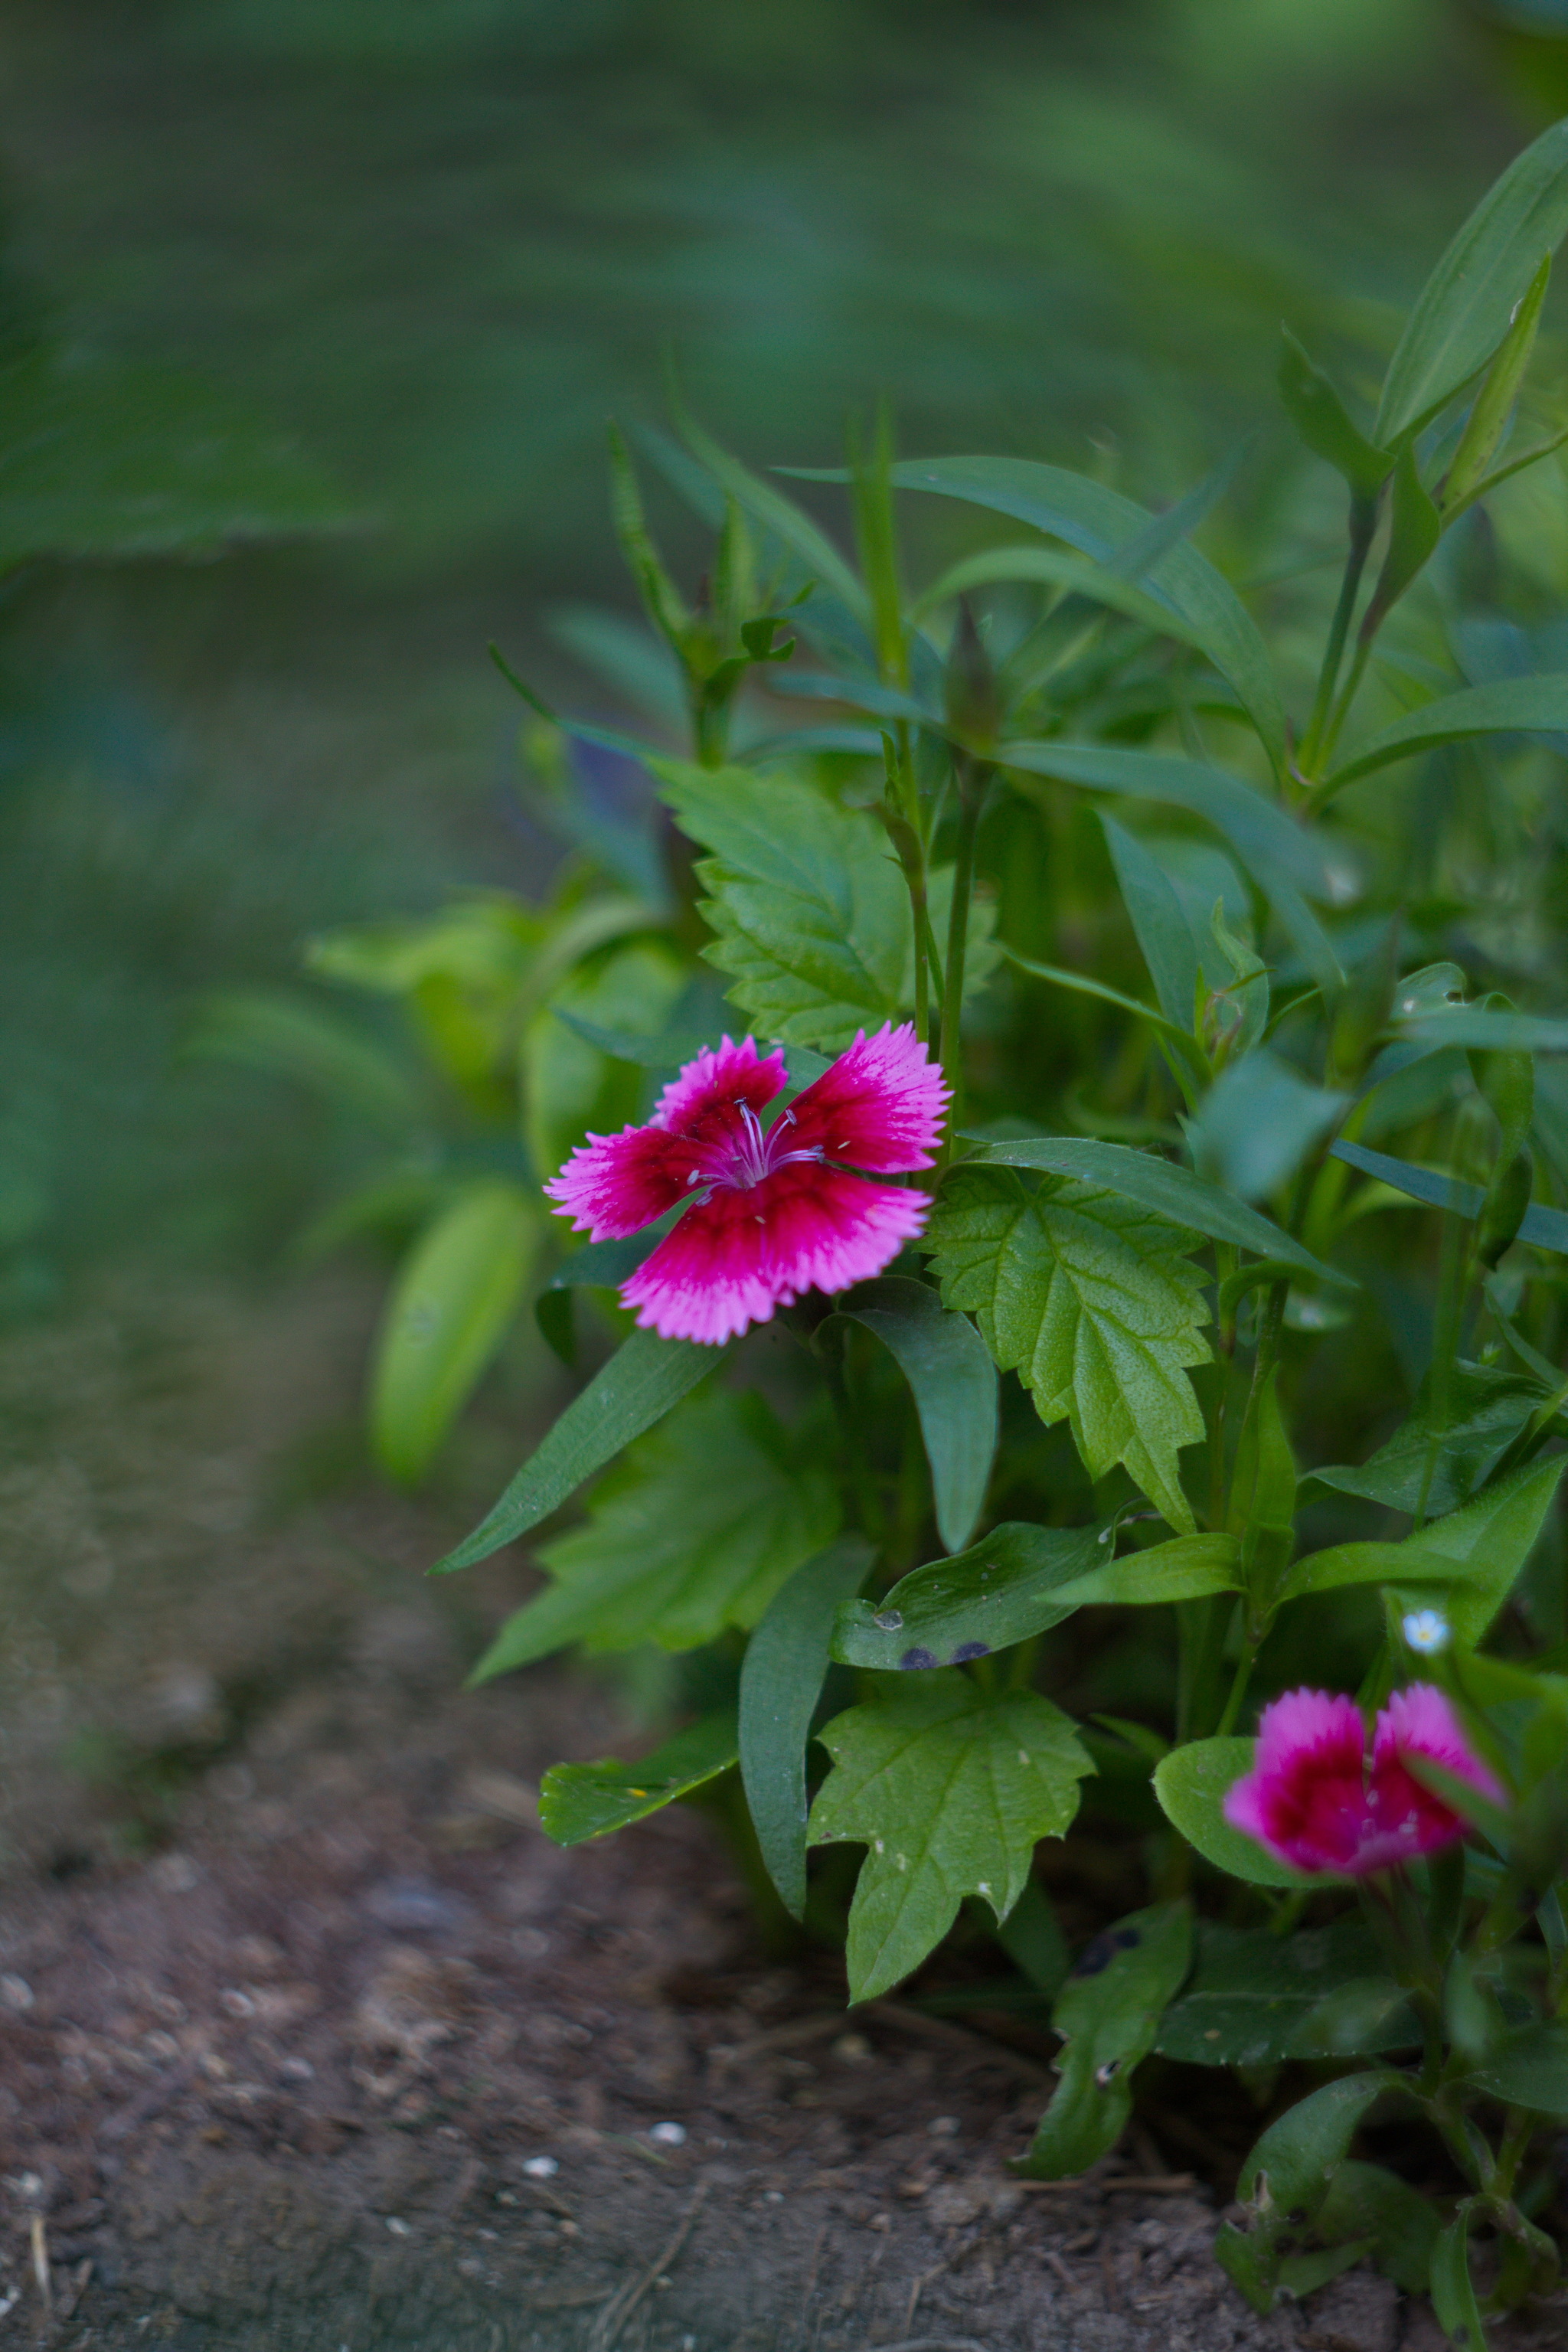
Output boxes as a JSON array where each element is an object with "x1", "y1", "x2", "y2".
[
  {"x1": 1215, "y1": 1640, "x2": 1256, "y2": 1736},
  {"x1": 936, "y1": 758, "x2": 991, "y2": 1152},
  {"x1": 1298, "y1": 492, "x2": 1379, "y2": 777}
]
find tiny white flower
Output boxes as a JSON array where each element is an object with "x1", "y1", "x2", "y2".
[{"x1": 1402, "y1": 1608, "x2": 1451, "y2": 1657}]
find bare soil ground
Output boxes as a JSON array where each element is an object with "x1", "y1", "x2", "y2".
[{"x1": 0, "y1": 1275, "x2": 1562, "y2": 2352}]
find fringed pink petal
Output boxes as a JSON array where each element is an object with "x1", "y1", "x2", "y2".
[
  {"x1": 543, "y1": 1124, "x2": 693, "y2": 1241},
  {"x1": 788, "y1": 1022, "x2": 949, "y2": 1171},
  {"x1": 621, "y1": 1163, "x2": 930, "y2": 1345},
  {"x1": 649, "y1": 1035, "x2": 787, "y2": 1136},
  {"x1": 1374, "y1": 1684, "x2": 1504, "y2": 1799}
]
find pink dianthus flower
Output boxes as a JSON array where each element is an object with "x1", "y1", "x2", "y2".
[
  {"x1": 544, "y1": 1022, "x2": 949, "y2": 1346},
  {"x1": 1223, "y1": 1683, "x2": 1503, "y2": 1878}
]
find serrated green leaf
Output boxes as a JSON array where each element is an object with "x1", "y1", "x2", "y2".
[
  {"x1": 832, "y1": 1277, "x2": 998, "y2": 1553},
  {"x1": 370, "y1": 1181, "x2": 541, "y2": 1485},
  {"x1": 1375, "y1": 117, "x2": 1568, "y2": 448},
  {"x1": 469, "y1": 1388, "x2": 841, "y2": 1677},
  {"x1": 1018, "y1": 1901, "x2": 1193, "y2": 2178},
  {"x1": 883, "y1": 457, "x2": 1286, "y2": 767},
  {"x1": 1155, "y1": 1922, "x2": 1412, "y2": 2066},
  {"x1": 1153, "y1": 1737, "x2": 1325, "y2": 1888},
  {"x1": 539, "y1": 1708, "x2": 738, "y2": 1847},
  {"x1": 1282, "y1": 1452, "x2": 1566, "y2": 1642},
  {"x1": 739, "y1": 1537, "x2": 874, "y2": 1919},
  {"x1": 434, "y1": 1327, "x2": 723, "y2": 1575},
  {"x1": 831, "y1": 1521, "x2": 1103, "y2": 1671},
  {"x1": 808, "y1": 1672, "x2": 1093, "y2": 2003},
  {"x1": 1308, "y1": 1361, "x2": 1547, "y2": 1518},
  {"x1": 1326, "y1": 676, "x2": 1568, "y2": 791},
  {"x1": 963, "y1": 1135, "x2": 1349, "y2": 1286},
  {"x1": 923, "y1": 1165, "x2": 1212, "y2": 1532}
]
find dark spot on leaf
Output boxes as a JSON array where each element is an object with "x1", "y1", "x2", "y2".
[
  {"x1": 899, "y1": 1646, "x2": 939, "y2": 1671},
  {"x1": 1071, "y1": 1932, "x2": 1116, "y2": 1977},
  {"x1": 950, "y1": 1641, "x2": 990, "y2": 1663},
  {"x1": 1113, "y1": 1927, "x2": 1140, "y2": 1950}
]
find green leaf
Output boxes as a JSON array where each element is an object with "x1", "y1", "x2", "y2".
[
  {"x1": 1429, "y1": 2205, "x2": 1488, "y2": 2352},
  {"x1": 739, "y1": 1537, "x2": 874, "y2": 1920},
  {"x1": 808, "y1": 1672, "x2": 1094, "y2": 2003},
  {"x1": 1315, "y1": 2161, "x2": 1439, "y2": 2295},
  {"x1": 1443, "y1": 254, "x2": 1552, "y2": 517},
  {"x1": 910, "y1": 541, "x2": 1239, "y2": 669},
  {"x1": 883, "y1": 457, "x2": 1287, "y2": 766},
  {"x1": 1216, "y1": 2073, "x2": 1394, "y2": 2314},
  {"x1": 1155, "y1": 1922, "x2": 1410, "y2": 2066},
  {"x1": 369, "y1": 1181, "x2": 541, "y2": 1485},
  {"x1": 1018, "y1": 1902, "x2": 1193, "y2": 2178},
  {"x1": 961, "y1": 1135, "x2": 1350, "y2": 1287},
  {"x1": 551, "y1": 1013, "x2": 716, "y2": 1069},
  {"x1": 1401, "y1": 1004, "x2": 1568, "y2": 1054},
  {"x1": 1102, "y1": 815, "x2": 1200, "y2": 1031},
  {"x1": 469, "y1": 1388, "x2": 841, "y2": 1676},
  {"x1": 1187, "y1": 1050, "x2": 1348, "y2": 1205},
  {"x1": 1362, "y1": 442, "x2": 1441, "y2": 627},
  {"x1": 998, "y1": 737, "x2": 1344, "y2": 994},
  {"x1": 1277, "y1": 329, "x2": 1392, "y2": 498},
  {"x1": 538, "y1": 1708, "x2": 738, "y2": 1847},
  {"x1": 831, "y1": 1521, "x2": 1103, "y2": 1671},
  {"x1": 652, "y1": 757, "x2": 932, "y2": 1051},
  {"x1": 1047, "y1": 1532, "x2": 1243, "y2": 1609},
  {"x1": 1464, "y1": 2020, "x2": 1568, "y2": 2117},
  {"x1": 1153, "y1": 1737, "x2": 1324, "y2": 1888},
  {"x1": 1326, "y1": 676, "x2": 1568, "y2": 791},
  {"x1": 833, "y1": 1278, "x2": 998, "y2": 1553},
  {"x1": 0, "y1": 351, "x2": 352, "y2": 570},
  {"x1": 996, "y1": 1877, "x2": 1071, "y2": 2002},
  {"x1": 1330, "y1": 1137, "x2": 1568, "y2": 1254},
  {"x1": 923, "y1": 1165, "x2": 1211, "y2": 1533},
  {"x1": 1375, "y1": 117, "x2": 1568, "y2": 448},
  {"x1": 1282, "y1": 1453, "x2": 1566, "y2": 1642},
  {"x1": 1308, "y1": 1361, "x2": 1549, "y2": 1517},
  {"x1": 1001, "y1": 948, "x2": 1208, "y2": 1077},
  {"x1": 674, "y1": 406, "x2": 869, "y2": 619},
  {"x1": 433, "y1": 1327, "x2": 723, "y2": 1575}
]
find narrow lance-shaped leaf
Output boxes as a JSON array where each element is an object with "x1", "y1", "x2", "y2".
[
  {"x1": 371, "y1": 1183, "x2": 541, "y2": 1486},
  {"x1": 739, "y1": 1537, "x2": 874, "y2": 1920},
  {"x1": 1429, "y1": 2207, "x2": 1488, "y2": 2352},
  {"x1": 1361, "y1": 443, "x2": 1440, "y2": 632},
  {"x1": 1277, "y1": 328, "x2": 1392, "y2": 498},
  {"x1": 433, "y1": 1328, "x2": 724, "y2": 1575},
  {"x1": 1325, "y1": 675, "x2": 1568, "y2": 792},
  {"x1": 831, "y1": 1277, "x2": 998, "y2": 1553},
  {"x1": 1102, "y1": 815, "x2": 1200, "y2": 1031},
  {"x1": 1018, "y1": 1902, "x2": 1193, "y2": 2179},
  {"x1": 1283, "y1": 1452, "x2": 1566, "y2": 1645},
  {"x1": 1331, "y1": 1137, "x2": 1568, "y2": 1255},
  {"x1": 808, "y1": 1672, "x2": 1094, "y2": 2004},
  {"x1": 539, "y1": 1709, "x2": 739, "y2": 1847},
  {"x1": 1442, "y1": 254, "x2": 1551, "y2": 516},
  {"x1": 1374, "y1": 116, "x2": 1568, "y2": 448}
]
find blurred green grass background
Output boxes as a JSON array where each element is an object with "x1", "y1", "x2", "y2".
[{"x1": 0, "y1": 0, "x2": 1560, "y2": 1297}]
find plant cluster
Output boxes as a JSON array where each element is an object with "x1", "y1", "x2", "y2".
[{"x1": 234, "y1": 123, "x2": 1568, "y2": 2342}]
